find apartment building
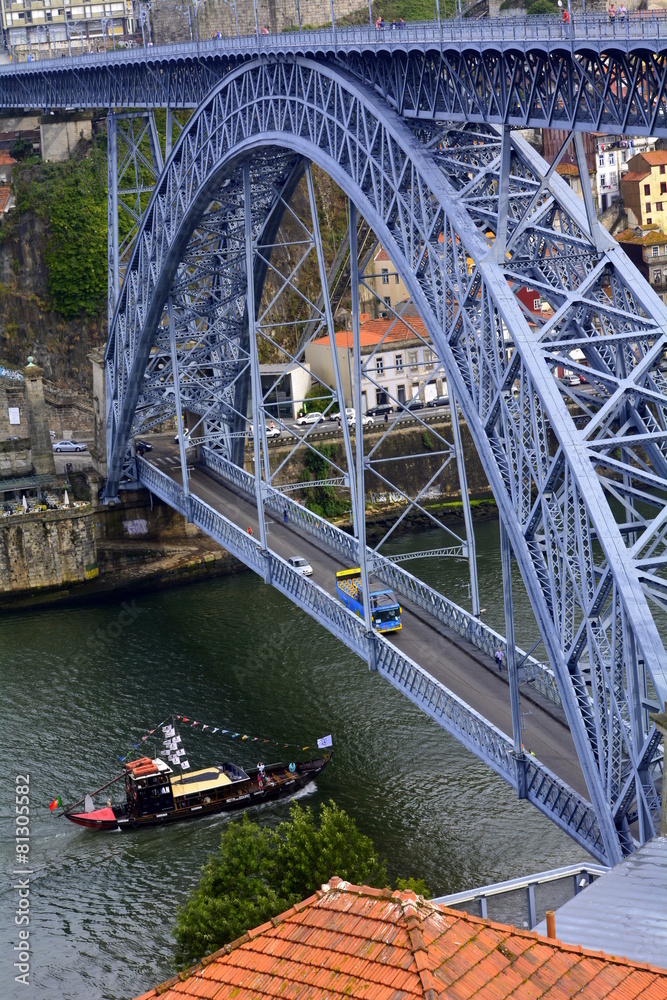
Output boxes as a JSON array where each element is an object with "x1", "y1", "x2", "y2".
[
  {"x1": 621, "y1": 150, "x2": 667, "y2": 230},
  {"x1": 358, "y1": 245, "x2": 409, "y2": 319},
  {"x1": 1, "y1": 1, "x2": 134, "y2": 60},
  {"x1": 615, "y1": 225, "x2": 667, "y2": 305},
  {"x1": 596, "y1": 135, "x2": 657, "y2": 213},
  {"x1": 304, "y1": 315, "x2": 444, "y2": 412}
]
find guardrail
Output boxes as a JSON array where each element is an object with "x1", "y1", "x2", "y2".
[
  {"x1": 433, "y1": 863, "x2": 608, "y2": 928},
  {"x1": 139, "y1": 453, "x2": 607, "y2": 862},
  {"x1": 5, "y1": 14, "x2": 667, "y2": 70},
  {"x1": 199, "y1": 447, "x2": 562, "y2": 708}
]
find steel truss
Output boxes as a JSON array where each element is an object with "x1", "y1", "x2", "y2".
[
  {"x1": 8, "y1": 19, "x2": 667, "y2": 137},
  {"x1": 105, "y1": 57, "x2": 667, "y2": 865}
]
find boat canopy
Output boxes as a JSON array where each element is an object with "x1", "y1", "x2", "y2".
[{"x1": 170, "y1": 765, "x2": 247, "y2": 798}]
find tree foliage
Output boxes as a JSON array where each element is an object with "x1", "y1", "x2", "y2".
[
  {"x1": 11, "y1": 136, "x2": 108, "y2": 319},
  {"x1": 173, "y1": 801, "x2": 392, "y2": 968}
]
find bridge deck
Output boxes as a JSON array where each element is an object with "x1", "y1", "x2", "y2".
[{"x1": 148, "y1": 438, "x2": 587, "y2": 800}]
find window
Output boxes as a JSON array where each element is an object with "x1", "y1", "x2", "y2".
[
  {"x1": 394, "y1": 273, "x2": 399, "y2": 284},
  {"x1": 608, "y1": 154, "x2": 614, "y2": 165},
  {"x1": 646, "y1": 202, "x2": 652, "y2": 213},
  {"x1": 661, "y1": 183, "x2": 667, "y2": 194},
  {"x1": 533, "y1": 297, "x2": 540, "y2": 311},
  {"x1": 645, "y1": 184, "x2": 651, "y2": 195},
  {"x1": 424, "y1": 350, "x2": 435, "y2": 370},
  {"x1": 652, "y1": 246, "x2": 660, "y2": 257},
  {"x1": 395, "y1": 354, "x2": 404, "y2": 373},
  {"x1": 600, "y1": 174, "x2": 606, "y2": 188},
  {"x1": 376, "y1": 357, "x2": 384, "y2": 377},
  {"x1": 397, "y1": 385, "x2": 406, "y2": 404},
  {"x1": 384, "y1": 296, "x2": 391, "y2": 306},
  {"x1": 648, "y1": 218, "x2": 653, "y2": 224},
  {"x1": 661, "y1": 165, "x2": 666, "y2": 175},
  {"x1": 598, "y1": 155, "x2": 605, "y2": 167},
  {"x1": 658, "y1": 202, "x2": 664, "y2": 211},
  {"x1": 381, "y1": 268, "x2": 389, "y2": 285},
  {"x1": 655, "y1": 271, "x2": 662, "y2": 286},
  {"x1": 407, "y1": 350, "x2": 418, "y2": 371}
]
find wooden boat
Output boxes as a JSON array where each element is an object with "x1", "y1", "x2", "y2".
[{"x1": 64, "y1": 752, "x2": 333, "y2": 832}]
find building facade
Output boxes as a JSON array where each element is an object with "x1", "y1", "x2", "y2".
[
  {"x1": 0, "y1": 1, "x2": 134, "y2": 61},
  {"x1": 621, "y1": 150, "x2": 667, "y2": 230},
  {"x1": 358, "y1": 245, "x2": 410, "y2": 318},
  {"x1": 595, "y1": 134, "x2": 657, "y2": 213},
  {"x1": 304, "y1": 316, "x2": 444, "y2": 412},
  {"x1": 615, "y1": 225, "x2": 667, "y2": 305}
]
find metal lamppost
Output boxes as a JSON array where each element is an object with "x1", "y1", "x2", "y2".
[
  {"x1": 295, "y1": 0, "x2": 302, "y2": 32},
  {"x1": 139, "y1": 3, "x2": 152, "y2": 46},
  {"x1": 368, "y1": 0, "x2": 372, "y2": 28},
  {"x1": 191, "y1": 0, "x2": 199, "y2": 46},
  {"x1": 35, "y1": 25, "x2": 48, "y2": 59},
  {"x1": 330, "y1": 0, "x2": 336, "y2": 38},
  {"x1": 101, "y1": 15, "x2": 112, "y2": 54},
  {"x1": 178, "y1": 3, "x2": 193, "y2": 42},
  {"x1": 252, "y1": 0, "x2": 259, "y2": 39}
]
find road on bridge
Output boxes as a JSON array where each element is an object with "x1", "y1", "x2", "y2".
[{"x1": 147, "y1": 435, "x2": 588, "y2": 802}]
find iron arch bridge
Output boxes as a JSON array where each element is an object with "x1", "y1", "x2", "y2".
[{"x1": 101, "y1": 49, "x2": 667, "y2": 869}]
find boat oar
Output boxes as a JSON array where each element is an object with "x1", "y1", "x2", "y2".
[{"x1": 55, "y1": 772, "x2": 126, "y2": 817}]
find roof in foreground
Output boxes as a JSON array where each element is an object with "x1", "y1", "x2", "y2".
[
  {"x1": 134, "y1": 876, "x2": 667, "y2": 1000},
  {"x1": 536, "y1": 836, "x2": 667, "y2": 972}
]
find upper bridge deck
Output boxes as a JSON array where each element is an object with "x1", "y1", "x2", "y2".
[{"x1": 2, "y1": 14, "x2": 667, "y2": 134}]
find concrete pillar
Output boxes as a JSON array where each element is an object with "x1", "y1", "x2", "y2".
[
  {"x1": 88, "y1": 348, "x2": 107, "y2": 477},
  {"x1": 22, "y1": 358, "x2": 55, "y2": 477}
]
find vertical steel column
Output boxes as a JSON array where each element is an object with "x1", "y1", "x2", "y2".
[
  {"x1": 146, "y1": 110, "x2": 163, "y2": 173},
  {"x1": 493, "y1": 126, "x2": 512, "y2": 262},
  {"x1": 449, "y1": 389, "x2": 480, "y2": 616},
  {"x1": 500, "y1": 520, "x2": 526, "y2": 797},
  {"x1": 107, "y1": 111, "x2": 120, "y2": 318},
  {"x1": 244, "y1": 162, "x2": 269, "y2": 555},
  {"x1": 305, "y1": 163, "x2": 359, "y2": 537},
  {"x1": 350, "y1": 201, "x2": 375, "y2": 661},
  {"x1": 165, "y1": 105, "x2": 173, "y2": 159},
  {"x1": 574, "y1": 132, "x2": 604, "y2": 252},
  {"x1": 168, "y1": 296, "x2": 191, "y2": 518}
]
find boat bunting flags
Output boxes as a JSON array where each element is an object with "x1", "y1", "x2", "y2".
[{"x1": 117, "y1": 715, "x2": 333, "y2": 763}]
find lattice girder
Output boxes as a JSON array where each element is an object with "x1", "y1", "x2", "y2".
[{"x1": 105, "y1": 57, "x2": 667, "y2": 864}]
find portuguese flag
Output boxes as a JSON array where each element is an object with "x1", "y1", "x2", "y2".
[{"x1": 49, "y1": 796, "x2": 62, "y2": 811}]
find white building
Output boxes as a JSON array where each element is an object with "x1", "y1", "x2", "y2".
[
  {"x1": 1, "y1": 1, "x2": 134, "y2": 61},
  {"x1": 304, "y1": 315, "x2": 444, "y2": 412},
  {"x1": 595, "y1": 134, "x2": 657, "y2": 213}
]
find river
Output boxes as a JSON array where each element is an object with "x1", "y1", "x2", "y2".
[{"x1": 0, "y1": 517, "x2": 589, "y2": 1000}]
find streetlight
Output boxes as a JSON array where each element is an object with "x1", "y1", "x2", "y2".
[
  {"x1": 101, "y1": 15, "x2": 113, "y2": 54},
  {"x1": 139, "y1": 3, "x2": 153, "y2": 47},
  {"x1": 178, "y1": 2, "x2": 194, "y2": 42},
  {"x1": 34, "y1": 25, "x2": 49, "y2": 59}
]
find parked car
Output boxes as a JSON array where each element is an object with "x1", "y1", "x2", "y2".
[
  {"x1": 266, "y1": 425, "x2": 281, "y2": 438},
  {"x1": 406, "y1": 397, "x2": 424, "y2": 410},
  {"x1": 53, "y1": 439, "x2": 86, "y2": 453},
  {"x1": 349, "y1": 413, "x2": 374, "y2": 427},
  {"x1": 287, "y1": 556, "x2": 313, "y2": 576},
  {"x1": 297, "y1": 411, "x2": 324, "y2": 426},
  {"x1": 366, "y1": 403, "x2": 394, "y2": 418},
  {"x1": 563, "y1": 374, "x2": 581, "y2": 387},
  {"x1": 427, "y1": 395, "x2": 450, "y2": 408},
  {"x1": 335, "y1": 407, "x2": 355, "y2": 423}
]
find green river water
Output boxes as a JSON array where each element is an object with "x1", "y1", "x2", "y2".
[{"x1": 0, "y1": 518, "x2": 588, "y2": 1000}]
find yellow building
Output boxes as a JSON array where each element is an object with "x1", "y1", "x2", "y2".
[
  {"x1": 359, "y1": 245, "x2": 410, "y2": 318},
  {"x1": 621, "y1": 151, "x2": 667, "y2": 231}
]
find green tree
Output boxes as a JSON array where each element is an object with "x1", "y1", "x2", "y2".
[
  {"x1": 301, "y1": 384, "x2": 332, "y2": 414},
  {"x1": 9, "y1": 138, "x2": 35, "y2": 161},
  {"x1": 173, "y1": 801, "x2": 388, "y2": 967}
]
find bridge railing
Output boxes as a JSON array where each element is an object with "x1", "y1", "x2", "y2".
[
  {"x1": 6, "y1": 13, "x2": 667, "y2": 70},
  {"x1": 199, "y1": 447, "x2": 562, "y2": 709},
  {"x1": 138, "y1": 454, "x2": 607, "y2": 863}
]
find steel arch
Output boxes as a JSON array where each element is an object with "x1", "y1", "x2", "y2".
[{"x1": 105, "y1": 56, "x2": 667, "y2": 865}]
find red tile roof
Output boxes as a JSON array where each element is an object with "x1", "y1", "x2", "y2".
[
  {"x1": 134, "y1": 878, "x2": 667, "y2": 1000},
  {"x1": 0, "y1": 187, "x2": 10, "y2": 213},
  {"x1": 375, "y1": 247, "x2": 392, "y2": 262},
  {"x1": 0, "y1": 151, "x2": 16, "y2": 165},
  {"x1": 637, "y1": 150, "x2": 667, "y2": 165},
  {"x1": 616, "y1": 227, "x2": 667, "y2": 247},
  {"x1": 311, "y1": 315, "x2": 427, "y2": 348},
  {"x1": 622, "y1": 170, "x2": 650, "y2": 182}
]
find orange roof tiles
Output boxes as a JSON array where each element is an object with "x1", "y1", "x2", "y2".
[
  {"x1": 0, "y1": 151, "x2": 16, "y2": 166},
  {"x1": 311, "y1": 315, "x2": 426, "y2": 349},
  {"x1": 622, "y1": 170, "x2": 650, "y2": 182},
  {"x1": 133, "y1": 878, "x2": 667, "y2": 1000},
  {"x1": 616, "y1": 227, "x2": 667, "y2": 247},
  {"x1": 637, "y1": 150, "x2": 667, "y2": 165},
  {"x1": 375, "y1": 247, "x2": 392, "y2": 262},
  {"x1": 0, "y1": 187, "x2": 10, "y2": 214}
]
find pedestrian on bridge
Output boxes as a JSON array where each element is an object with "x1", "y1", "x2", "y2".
[
  {"x1": 284, "y1": 506, "x2": 289, "y2": 524},
  {"x1": 495, "y1": 647, "x2": 504, "y2": 672},
  {"x1": 608, "y1": 3, "x2": 616, "y2": 21}
]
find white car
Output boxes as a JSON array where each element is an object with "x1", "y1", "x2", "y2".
[
  {"x1": 336, "y1": 407, "x2": 355, "y2": 422},
  {"x1": 349, "y1": 413, "x2": 374, "y2": 427},
  {"x1": 266, "y1": 425, "x2": 281, "y2": 438},
  {"x1": 297, "y1": 412, "x2": 324, "y2": 426},
  {"x1": 287, "y1": 556, "x2": 313, "y2": 576}
]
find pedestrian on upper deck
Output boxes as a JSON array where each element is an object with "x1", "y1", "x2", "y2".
[
  {"x1": 391, "y1": 19, "x2": 397, "y2": 29},
  {"x1": 399, "y1": 17, "x2": 406, "y2": 28},
  {"x1": 608, "y1": 3, "x2": 616, "y2": 20},
  {"x1": 617, "y1": 3, "x2": 627, "y2": 19}
]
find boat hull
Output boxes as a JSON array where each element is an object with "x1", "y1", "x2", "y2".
[{"x1": 65, "y1": 755, "x2": 330, "y2": 832}]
